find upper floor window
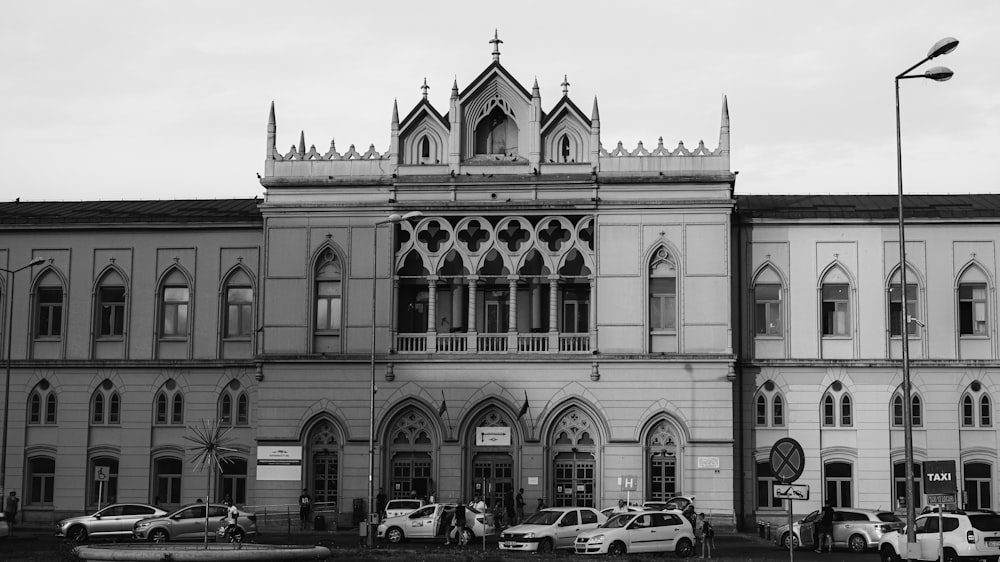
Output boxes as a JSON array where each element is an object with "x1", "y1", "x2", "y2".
[
  {"x1": 96, "y1": 269, "x2": 127, "y2": 338},
  {"x1": 959, "y1": 283, "x2": 988, "y2": 336},
  {"x1": 219, "y1": 380, "x2": 250, "y2": 426},
  {"x1": 28, "y1": 386, "x2": 58, "y2": 425},
  {"x1": 35, "y1": 271, "x2": 64, "y2": 338},
  {"x1": 889, "y1": 282, "x2": 918, "y2": 336},
  {"x1": 821, "y1": 284, "x2": 850, "y2": 336},
  {"x1": 892, "y1": 393, "x2": 923, "y2": 427},
  {"x1": 160, "y1": 269, "x2": 190, "y2": 338},
  {"x1": 420, "y1": 136, "x2": 430, "y2": 159},
  {"x1": 962, "y1": 386, "x2": 992, "y2": 428},
  {"x1": 649, "y1": 248, "x2": 677, "y2": 332},
  {"x1": 223, "y1": 269, "x2": 253, "y2": 339},
  {"x1": 822, "y1": 383, "x2": 852, "y2": 427},
  {"x1": 754, "y1": 382, "x2": 785, "y2": 427},
  {"x1": 91, "y1": 382, "x2": 121, "y2": 425},
  {"x1": 315, "y1": 249, "x2": 342, "y2": 332},
  {"x1": 154, "y1": 381, "x2": 184, "y2": 425},
  {"x1": 754, "y1": 283, "x2": 782, "y2": 336}
]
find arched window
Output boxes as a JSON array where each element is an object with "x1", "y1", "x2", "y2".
[
  {"x1": 754, "y1": 382, "x2": 784, "y2": 427},
  {"x1": 160, "y1": 269, "x2": 190, "y2": 338},
  {"x1": 963, "y1": 394, "x2": 975, "y2": 426},
  {"x1": 45, "y1": 394, "x2": 57, "y2": 424},
  {"x1": 840, "y1": 395, "x2": 852, "y2": 426},
  {"x1": 824, "y1": 461, "x2": 853, "y2": 507},
  {"x1": 28, "y1": 384, "x2": 57, "y2": 425},
  {"x1": 981, "y1": 395, "x2": 992, "y2": 427},
  {"x1": 773, "y1": 395, "x2": 784, "y2": 426},
  {"x1": 223, "y1": 269, "x2": 253, "y2": 339},
  {"x1": 910, "y1": 395, "x2": 921, "y2": 427},
  {"x1": 961, "y1": 385, "x2": 993, "y2": 428},
  {"x1": 93, "y1": 393, "x2": 105, "y2": 424},
  {"x1": 649, "y1": 247, "x2": 677, "y2": 332},
  {"x1": 753, "y1": 267, "x2": 784, "y2": 337},
  {"x1": 420, "y1": 136, "x2": 430, "y2": 159},
  {"x1": 35, "y1": 271, "x2": 64, "y2": 338},
  {"x1": 219, "y1": 380, "x2": 250, "y2": 427},
  {"x1": 892, "y1": 395, "x2": 904, "y2": 427},
  {"x1": 888, "y1": 268, "x2": 919, "y2": 336},
  {"x1": 91, "y1": 382, "x2": 120, "y2": 425},
  {"x1": 153, "y1": 457, "x2": 182, "y2": 505},
  {"x1": 822, "y1": 394, "x2": 836, "y2": 426},
  {"x1": 957, "y1": 268, "x2": 989, "y2": 336},
  {"x1": 29, "y1": 392, "x2": 41, "y2": 424},
  {"x1": 153, "y1": 381, "x2": 183, "y2": 425},
  {"x1": 315, "y1": 249, "x2": 342, "y2": 332},
  {"x1": 96, "y1": 270, "x2": 126, "y2": 338},
  {"x1": 755, "y1": 395, "x2": 767, "y2": 426},
  {"x1": 559, "y1": 135, "x2": 571, "y2": 162},
  {"x1": 820, "y1": 267, "x2": 851, "y2": 336},
  {"x1": 109, "y1": 392, "x2": 120, "y2": 424}
]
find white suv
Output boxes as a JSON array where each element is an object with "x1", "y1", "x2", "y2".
[{"x1": 878, "y1": 510, "x2": 1000, "y2": 562}]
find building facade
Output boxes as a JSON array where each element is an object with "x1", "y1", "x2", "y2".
[{"x1": 0, "y1": 38, "x2": 997, "y2": 528}]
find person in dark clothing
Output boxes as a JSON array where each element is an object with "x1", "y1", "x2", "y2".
[
  {"x1": 515, "y1": 488, "x2": 525, "y2": 523},
  {"x1": 298, "y1": 489, "x2": 311, "y2": 530},
  {"x1": 376, "y1": 488, "x2": 388, "y2": 519},
  {"x1": 446, "y1": 502, "x2": 467, "y2": 545},
  {"x1": 816, "y1": 502, "x2": 835, "y2": 553}
]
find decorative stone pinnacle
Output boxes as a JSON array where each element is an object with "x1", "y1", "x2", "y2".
[
  {"x1": 421, "y1": 78, "x2": 429, "y2": 100},
  {"x1": 490, "y1": 29, "x2": 503, "y2": 62},
  {"x1": 561, "y1": 74, "x2": 570, "y2": 96}
]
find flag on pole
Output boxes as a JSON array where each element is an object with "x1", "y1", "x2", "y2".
[
  {"x1": 517, "y1": 391, "x2": 529, "y2": 419},
  {"x1": 438, "y1": 391, "x2": 448, "y2": 416}
]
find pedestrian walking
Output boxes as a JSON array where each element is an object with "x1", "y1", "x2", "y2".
[
  {"x1": 298, "y1": 489, "x2": 312, "y2": 530},
  {"x1": 446, "y1": 502, "x2": 467, "y2": 545},
  {"x1": 5, "y1": 491, "x2": 19, "y2": 535},
  {"x1": 515, "y1": 488, "x2": 525, "y2": 523}
]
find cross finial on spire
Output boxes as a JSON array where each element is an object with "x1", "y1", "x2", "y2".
[
  {"x1": 490, "y1": 29, "x2": 503, "y2": 62},
  {"x1": 421, "y1": 78, "x2": 429, "y2": 100},
  {"x1": 561, "y1": 74, "x2": 570, "y2": 96}
]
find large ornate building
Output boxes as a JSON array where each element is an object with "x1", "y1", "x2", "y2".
[{"x1": 1, "y1": 37, "x2": 997, "y2": 529}]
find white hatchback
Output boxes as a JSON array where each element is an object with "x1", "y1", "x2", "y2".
[
  {"x1": 499, "y1": 506, "x2": 607, "y2": 553},
  {"x1": 575, "y1": 510, "x2": 696, "y2": 556}
]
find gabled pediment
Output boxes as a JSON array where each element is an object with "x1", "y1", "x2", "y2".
[
  {"x1": 399, "y1": 99, "x2": 450, "y2": 166},
  {"x1": 541, "y1": 96, "x2": 594, "y2": 164}
]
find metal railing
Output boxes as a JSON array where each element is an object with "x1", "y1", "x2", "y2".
[{"x1": 240, "y1": 501, "x2": 337, "y2": 533}]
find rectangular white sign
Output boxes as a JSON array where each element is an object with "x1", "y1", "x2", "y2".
[
  {"x1": 698, "y1": 457, "x2": 720, "y2": 469},
  {"x1": 256, "y1": 446, "x2": 303, "y2": 481},
  {"x1": 475, "y1": 426, "x2": 511, "y2": 446},
  {"x1": 774, "y1": 484, "x2": 810, "y2": 500}
]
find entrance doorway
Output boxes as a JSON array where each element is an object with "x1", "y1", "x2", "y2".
[
  {"x1": 554, "y1": 451, "x2": 595, "y2": 507},
  {"x1": 473, "y1": 452, "x2": 513, "y2": 510}
]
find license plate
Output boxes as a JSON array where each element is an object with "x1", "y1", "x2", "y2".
[
  {"x1": 986, "y1": 538, "x2": 1000, "y2": 547},
  {"x1": 504, "y1": 542, "x2": 517, "y2": 548}
]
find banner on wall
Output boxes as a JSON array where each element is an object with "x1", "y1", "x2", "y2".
[{"x1": 256, "y1": 446, "x2": 303, "y2": 481}]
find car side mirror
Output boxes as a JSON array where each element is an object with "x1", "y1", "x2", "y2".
[{"x1": 94, "y1": 515, "x2": 102, "y2": 520}]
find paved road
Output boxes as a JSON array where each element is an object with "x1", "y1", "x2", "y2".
[{"x1": 0, "y1": 525, "x2": 884, "y2": 561}]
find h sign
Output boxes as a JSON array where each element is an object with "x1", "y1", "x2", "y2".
[
  {"x1": 923, "y1": 460, "x2": 958, "y2": 494},
  {"x1": 621, "y1": 475, "x2": 637, "y2": 492}
]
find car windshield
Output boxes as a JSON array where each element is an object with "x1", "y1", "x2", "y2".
[
  {"x1": 522, "y1": 510, "x2": 563, "y2": 526},
  {"x1": 877, "y1": 512, "x2": 903, "y2": 523},
  {"x1": 969, "y1": 514, "x2": 1000, "y2": 532},
  {"x1": 601, "y1": 514, "x2": 633, "y2": 528}
]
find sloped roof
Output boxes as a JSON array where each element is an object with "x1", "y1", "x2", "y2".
[
  {"x1": 0, "y1": 199, "x2": 262, "y2": 226},
  {"x1": 736, "y1": 194, "x2": 1000, "y2": 220}
]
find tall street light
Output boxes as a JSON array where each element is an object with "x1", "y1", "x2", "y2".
[
  {"x1": 895, "y1": 36, "x2": 958, "y2": 559},
  {"x1": 1, "y1": 256, "x2": 46, "y2": 498},
  {"x1": 367, "y1": 211, "x2": 422, "y2": 547}
]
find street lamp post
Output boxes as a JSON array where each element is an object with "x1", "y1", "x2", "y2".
[
  {"x1": 367, "y1": 211, "x2": 422, "y2": 548},
  {"x1": 1, "y1": 256, "x2": 46, "y2": 498},
  {"x1": 895, "y1": 36, "x2": 958, "y2": 559}
]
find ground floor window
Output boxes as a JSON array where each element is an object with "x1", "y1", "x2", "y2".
[
  {"x1": 965, "y1": 462, "x2": 992, "y2": 510},
  {"x1": 154, "y1": 457, "x2": 182, "y2": 505},
  {"x1": 647, "y1": 420, "x2": 678, "y2": 501},
  {"x1": 894, "y1": 462, "x2": 923, "y2": 511},
  {"x1": 29, "y1": 456, "x2": 56, "y2": 505},
  {"x1": 391, "y1": 453, "x2": 431, "y2": 499},
  {"x1": 756, "y1": 461, "x2": 782, "y2": 509},
  {"x1": 220, "y1": 458, "x2": 248, "y2": 504},
  {"x1": 307, "y1": 420, "x2": 340, "y2": 506},
  {"x1": 824, "y1": 461, "x2": 852, "y2": 507}
]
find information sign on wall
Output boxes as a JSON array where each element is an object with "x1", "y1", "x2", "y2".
[{"x1": 256, "y1": 446, "x2": 303, "y2": 481}]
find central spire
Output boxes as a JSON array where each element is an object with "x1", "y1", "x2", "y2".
[{"x1": 490, "y1": 29, "x2": 503, "y2": 63}]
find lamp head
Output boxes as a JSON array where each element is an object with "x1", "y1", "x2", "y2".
[
  {"x1": 28, "y1": 257, "x2": 46, "y2": 267},
  {"x1": 925, "y1": 66, "x2": 954, "y2": 81},
  {"x1": 401, "y1": 211, "x2": 423, "y2": 221},
  {"x1": 928, "y1": 37, "x2": 959, "y2": 59}
]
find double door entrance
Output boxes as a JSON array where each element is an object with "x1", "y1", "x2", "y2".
[
  {"x1": 554, "y1": 451, "x2": 595, "y2": 507},
  {"x1": 473, "y1": 452, "x2": 513, "y2": 510}
]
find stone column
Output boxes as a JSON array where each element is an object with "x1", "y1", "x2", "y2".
[
  {"x1": 589, "y1": 275, "x2": 597, "y2": 352},
  {"x1": 548, "y1": 275, "x2": 560, "y2": 350},
  {"x1": 467, "y1": 275, "x2": 479, "y2": 350},
  {"x1": 427, "y1": 276, "x2": 438, "y2": 352},
  {"x1": 508, "y1": 276, "x2": 519, "y2": 351},
  {"x1": 452, "y1": 280, "x2": 464, "y2": 331},
  {"x1": 531, "y1": 281, "x2": 542, "y2": 331}
]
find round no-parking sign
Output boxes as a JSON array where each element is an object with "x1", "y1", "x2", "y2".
[{"x1": 769, "y1": 438, "x2": 805, "y2": 484}]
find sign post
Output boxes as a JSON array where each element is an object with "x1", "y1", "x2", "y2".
[
  {"x1": 770, "y1": 438, "x2": 806, "y2": 562},
  {"x1": 924, "y1": 460, "x2": 958, "y2": 562},
  {"x1": 94, "y1": 465, "x2": 109, "y2": 511}
]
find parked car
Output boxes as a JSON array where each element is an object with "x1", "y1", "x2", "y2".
[
  {"x1": 57, "y1": 503, "x2": 168, "y2": 543},
  {"x1": 0, "y1": 512, "x2": 9, "y2": 540},
  {"x1": 377, "y1": 503, "x2": 493, "y2": 543},
  {"x1": 775, "y1": 507, "x2": 904, "y2": 552},
  {"x1": 643, "y1": 495, "x2": 696, "y2": 512},
  {"x1": 879, "y1": 510, "x2": 1000, "y2": 562},
  {"x1": 132, "y1": 503, "x2": 258, "y2": 543},
  {"x1": 600, "y1": 504, "x2": 641, "y2": 519},
  {"x1": 575, "y1": 510, "x2": 696, "y2": 556},
  {"x1": 382, "y1": 498, "x2": 425, "y2": 519},
  {"x1": 499, "y1": 506, "x2": 607, "y2": 553}
]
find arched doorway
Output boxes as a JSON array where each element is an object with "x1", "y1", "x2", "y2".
[
  {"x1": 385, "y1": 407, "x2": 435, "y2": 500},
  {"x1": 647, "y1": 420, "x2": 681, "y2": 501},
  {"x1": 468, "y1": 407, "x2": 517, "y2": 510},
  {"x1": 306, "y1": 420, "x2": 340, "y2": 506},
  {"x1": 550, "y1": 407, "x2": 599, "y2": 507}
]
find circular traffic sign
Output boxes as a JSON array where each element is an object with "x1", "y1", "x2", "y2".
[{"x1": 769, "y1": 438, "x2": 805, "y2": 483}]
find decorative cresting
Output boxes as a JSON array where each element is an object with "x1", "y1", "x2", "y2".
[
  {"x1": 552, "y1": 407, "x2": 597, "y2": 447},
  {"x1": 648, "y1": 420, "x2": 679, "y2": 456},
  {"x1": 390, "y1": 409, "x2": 433, "y2": 445},
  {"x1": 473, "y1": 408, "x2": 512, "y2": 430},
  {"x1": 397, "y1": 215, "x2": 593, "y2": 275},
  {"x1": 309, "y1": 420, "x2": 339, "y2": 448}
]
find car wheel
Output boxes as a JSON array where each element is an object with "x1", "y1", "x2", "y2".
[
  {"x1": 608, "y1": 541, "x2": 627, "y2": 555},
  {"x1": 460, "y1": 528, "x2": 473, "y2": 545},
  {"x1": 781, "y1": 532, "x2": 799, "y2": 549},
  {"x1": 879, "y1": 545, "x2": 900, "y2": 562},
  {"x1": 848, "y1": 534, "x2": 867, "y2": 553},
  {"x1": 385, "y1": 526, "x2": 403, "y2": 543},
  {"x1": 676, "y1": 537, "x2": 694, "y2": 558},
  {"x1": 68, "y1": 525, "x2": 88, "y2": 543},
  {"x1": 943, "y1": 548, "x2": 959, "y2": 562},
  {"x1": 149, "y1": 529, "x2": 169, "y2": 543},
  {"x1": 537, "y1": 537, "x2": 554, "y2": 553}
]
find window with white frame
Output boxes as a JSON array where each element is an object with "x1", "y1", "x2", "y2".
[
  {"x1": 159, "y1": 269, "x2": 190, "y2": 338},
  {"x1": 893, "y1": 461, "x2": 922, "y2": 510},
  {"x1": 754, "y1": 382, "x2": 785, "y2": 427},
  {"x1": 961, "y1": 384, "x2": 992, "y2": 428},
  {"x1": 821, "y1": 383, "x2": 852, "y2": 427},
  {"x1": 756, "y1": 461, "x2": 783, "y2": 509},
  {"x1": 27, "y1": 382, "x2": 57, "y2": 425},
  {"x1": 223, "y1": 269, "x2": 253, "y2": 339},
  {"x1": 821, "y1": 284, "x2": 850, "y2": 336},
  {"x1": 219, "y1": 380, "x2": 250, "y2": 426},
  {"x1": 959, "y1": 283, "x2": 988, "y2": 336},
  {"x1": 91, "y1": 383, "x2": 121, "y2": 425},
  {"x1": 154, "y1": 381, "x2": 184, "y2": 425},
  {"x1": 754, "y1": 283, "x2": 783, "y2": 336},
  {"x1": 824, "y1": 461, "x2": 853, "y2": 507},
  {"x1": 315, "y1": 249, "x2": 342, "y2": 332},
  {"x1": 889, "y1": 280, "x2": 918, "y2": 336},
  {"x1": 649, "y1": 248, "x2": 677, "y2": 332},
  {"x1": 28, "y1": 456, "x2": 56, "y2": 505},
  {"x1": 891, "y1": 392, "x2": 923, "y2": 428},
  {"x1": 35, "y1": 271, "x2": 64, "y2": 338},
  {"x1": 96, "y1": 269, "x2": 127, "y2": 338}
]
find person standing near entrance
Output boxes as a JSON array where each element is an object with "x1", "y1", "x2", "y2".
[
  {"x1": 815, "y1": 501, "x2": 834, "y2": 553},
  {"x1": 298, "y1": 489, "x2": 311, "y2": 531},
  {"x1": 5, "y1": 491, "x2": 19, "y2": 535}
]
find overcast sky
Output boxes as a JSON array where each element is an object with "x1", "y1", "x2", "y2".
[{"x1": 3, "y1": 1, "x2": 996, "y2": 201}]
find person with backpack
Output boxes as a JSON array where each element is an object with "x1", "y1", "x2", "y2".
[{"x1": 697, "y1": 513, "x2": 714, "y2": 558}]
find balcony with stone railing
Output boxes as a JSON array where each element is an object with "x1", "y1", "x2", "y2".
[{"x1": 394, "y1": 332, "x2": 593, "y2": 354}]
